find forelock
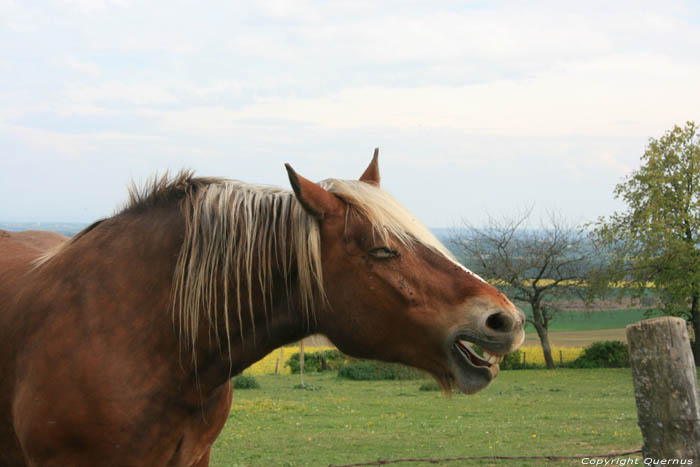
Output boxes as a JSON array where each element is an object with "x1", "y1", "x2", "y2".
[{"x1": 319, "y1": 179, "x2": 453, "y2": 257}]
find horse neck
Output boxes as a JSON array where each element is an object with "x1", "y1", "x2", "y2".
[{"x1": 181, "y1": 205, "x2": 316, "y2": 387}]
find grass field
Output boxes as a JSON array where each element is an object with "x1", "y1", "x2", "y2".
[
  {"x1": 522, "y1": 308, "x2": 663, "y2": 347},
  {"x1": 211, "y1": 370, "x2": 646, "y2": 466},
  {"x1": 536, "y1": 309, "x2": 659, "y2": 332}
]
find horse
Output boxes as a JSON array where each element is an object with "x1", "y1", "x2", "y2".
[
  {"x1": 0, "y1": 230, "x2": 68, "y2": 259},
  {"x1": 0, "y1": 150, "x2": 525, "y2": 466}
]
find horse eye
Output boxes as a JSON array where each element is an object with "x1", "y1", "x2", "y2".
[{"x1": 369, "y1": 247, "x2": 399, "y2": 259}]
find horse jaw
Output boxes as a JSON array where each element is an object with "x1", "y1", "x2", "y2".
[{"x1": 448, "y1": 339, "x2": 500, "y2": 394}]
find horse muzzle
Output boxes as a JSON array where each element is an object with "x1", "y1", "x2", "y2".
[{"x1": 447, "y1": 306, "x2": 525, "y2": 394}]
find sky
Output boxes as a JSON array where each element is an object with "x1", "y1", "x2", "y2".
[{"x1": 1, "y1": 0, "x2": 699, "y2": 228}]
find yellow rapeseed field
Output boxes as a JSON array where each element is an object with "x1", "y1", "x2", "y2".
[
  {"x1": 490, "y1": 278, "x2": 655, "y2": 288},
  {"x1": 517, "y1": 345, "x2": 584, "y2": 365},
  {"x1": 243, "y1": 346, "x2": 335, "y2": 376},
  {"x1": 243, "y1": 344, "x2": 584, "y2": 375}
]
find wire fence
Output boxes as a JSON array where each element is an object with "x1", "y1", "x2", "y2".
[{"x1": 329, "y1": 448, "x2": 643, "y2": 466}]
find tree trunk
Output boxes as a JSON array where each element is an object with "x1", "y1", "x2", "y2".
[
  {"x1": 691, "y1": 293, "x2": 700, "y2": 365},
  {"x1": 531, "y1": 302, "x2": 556, "y2": 369}
]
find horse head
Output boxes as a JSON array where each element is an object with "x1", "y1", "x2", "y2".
[{"x1": 285, "y1": 150, "x2": 525, "y2": 394}]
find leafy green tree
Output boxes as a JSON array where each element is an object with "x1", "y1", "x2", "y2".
[{"x1": 594, "y1": 121, "x2": 700, "y2": 361}]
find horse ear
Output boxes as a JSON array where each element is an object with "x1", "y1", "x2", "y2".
[
  {"x1": 285, "y1": 164, "x2": 343, "y2": 219},
  {"x1": 359, "y1": 148, "x2": 380, "y2": 186}
]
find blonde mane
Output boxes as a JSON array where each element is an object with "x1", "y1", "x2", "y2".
[{"x1": 172, "y1": 180, "x2": 322, "y2": 362}]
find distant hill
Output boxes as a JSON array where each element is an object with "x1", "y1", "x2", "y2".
[
  {"x1": 431, "y1": 227, "x2": 460, "y2": 241},
  {"x1": 0, "y1": 222, "x2": 88, "y2": 237},
  {"x1": 431, "y1": 228, "x2": 464, "y2": 256}
]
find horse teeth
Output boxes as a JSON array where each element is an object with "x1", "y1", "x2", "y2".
[
  {"x1": 458, "y1": 341, "x2": 504, "y2": 364},
  {"x1": 483, "y1": 350, "x2": 503, "y2": 364}
]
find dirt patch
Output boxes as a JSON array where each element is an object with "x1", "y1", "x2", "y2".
[{"x1": 300, "y1": 334, "x2": 333, "y2": 346}]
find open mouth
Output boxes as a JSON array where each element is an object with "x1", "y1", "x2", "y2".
[
  {"x1": 454, "y1": 339, "x2": 505, "y2": 368},
  {"x1": 449, "y1": 337, "x2": 504, "y2": 394}
]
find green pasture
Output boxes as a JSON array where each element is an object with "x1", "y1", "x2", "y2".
[
  {"x1": 519, "y1": 308, "x2": 660, "y2": 346},
  {"x1": 211, "y1": 369, "x2": 648, "y2": 466},
  {"x1": 524, "y1": 308, "x2": 660, "y2": 332}
]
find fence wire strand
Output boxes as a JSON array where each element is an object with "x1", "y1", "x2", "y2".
[{"x1": 329, "y1": 448, "x2": 643, "y2": 466}]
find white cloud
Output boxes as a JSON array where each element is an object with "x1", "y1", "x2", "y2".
[
  {"x1": 63, "y1": 81, "x2": 179, "y2": 106},
  {"x1": 58, "y1": 56, "x2": 101, "y2": 77},
  {"x1": 1, "y1": 124, "x2": 159, "y2": 159},
  {"x1": 585, "y1": 151, "x2": 633, "y2": 177},
  {"x1": 251, "y1": 0, "x2": 324, "y2": 23},
  {"x1": 4, "y1": 125, "x2": 97, "y2": 159},
  {"x1": 2, "y1": 0, "x2": 700, "y2": 225},
  {"x1": 151, "y1": 51, "x2": 699, "y2": 140},
  {"x1": 53, "y1": 0, "x2": 131, "y2": 15}
]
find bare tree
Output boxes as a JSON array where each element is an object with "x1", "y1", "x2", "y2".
[{"x1": 452, "y1": 208, "x2": 593, "y2": 369}]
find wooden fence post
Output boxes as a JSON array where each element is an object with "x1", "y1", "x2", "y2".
[
  {"x1": 626, "y1": 317, "x2": 700, "y2": 461},
  {"x1": 299, "y1": 340, "x2": 305, "y2": 385}
]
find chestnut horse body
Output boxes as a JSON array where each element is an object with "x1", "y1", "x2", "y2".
[{"x1": 0, "y1": 153, "x2": 524, "y2": 466}]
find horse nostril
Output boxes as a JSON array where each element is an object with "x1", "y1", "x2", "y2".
[{"x1": 485, "y1": 311, "x2": 515, "y2": 333}]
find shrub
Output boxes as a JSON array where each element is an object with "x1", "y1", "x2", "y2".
[
  {"x1": 337, "y1": 362, "x2": 377, "y2": 380},
  {"x1": 286, "y1": 349, "x2": 346, "y2": 373},
  {"x1": 293, "y1": 383, "x2": 322, "y2": 390},
  {"x1": 233, "y1": 374, "x2": 260, "y2": 389},
  {"x1": 419, "y1": 381, "x2": 441, "y2": 391},
  {"x1": 496, "y1": 349, "x2": 544, "y2": 370},
  {"x1": 569, "y1": 341, "x2": 629, "y2": 368},
  {"x1": 337, "y1": 361, "x2": 424, "y2": 381},
  {"x1": 500, "y1": 349, "x2": 525, "y2": 370}
]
